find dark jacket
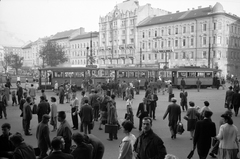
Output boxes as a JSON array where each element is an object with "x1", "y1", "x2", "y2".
[
  {"x1": 232, "y1": 92, "x2": 240, "y2": 106},
  {"x1": 225, "y1": 90, "x2": 234, "y2": 104},
  {"x1": 136, "y1": 102, "x2": 149, "y2": 119},
  {"x1": 0, "y1": 132, "x2": 15, "y2": 158},
  {"x1": 79, "y1": 104, "x2": 93, "y2": 122},
  {"x1": 163, "y1": 103, "x2": 181, "y2": 126},
  {"x1": 17, "y1": 86, "x2": 23, "y2": 97},
  {"x1": 193, "y1": 119, "x2": 216, "y2": 156},
  {"x1": 71, "y1": 143, "x2": 93, "y2": 159},
  {"x1": 133, "y1": 129, "x2": 167, "y2": 159},
  {"x1": 37, "y1": 101, "x2": 51, "y2": 122},
  {"x1": 146, "y1": 93, "x2": 158, "y2": 107},
  {"x1": 44, "y1": 151, "x2": 74, "y2": 159},
  {"x1": 86, "y1": 134, "x2": 105, "y2": 159},
  {"x1": 89, "y1": 94, "x2": 100, "y2": 107},
  {"x1": 12, "y1": 142, "x2": 36, "y2": 159}
]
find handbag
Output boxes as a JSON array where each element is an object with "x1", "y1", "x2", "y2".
[
  {"x1": 177, "y1": 122, "x2": 184, "y2": 135},
  {"x1": 32, "y1": 104, "x2": 38, "y2": 114},
  {"x1": 89, "y1": 121, "x2": 94, "y2": 130},
  {"x1": 105, "y1": 124, "x2": 118, "y2": 134}
]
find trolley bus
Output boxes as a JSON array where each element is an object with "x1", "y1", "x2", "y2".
[
  {"x1": 38, "y1": 67, "x2": 108, "y2": 89},
  {"x1": 167, "y1": 66, "x2": 221, "y2": 88}
]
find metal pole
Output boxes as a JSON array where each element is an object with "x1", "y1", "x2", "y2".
[
  {"x1": 208, "y1": 37, "x2": 211, "y2": 68},
  {"x1": 86, "y1": 47, "x2": 89, "y2": 66},
  {"x1": 90, "y1": 32, "x2": 93, "y2": 65},
  {"x1": 140, "y1": 48, "x2": 142, "y2": 67}
]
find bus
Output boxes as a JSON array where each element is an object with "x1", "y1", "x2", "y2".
[
  {"x1": 38, "y1": 67, "x2": 108, "y2": 89},
  {"x1": 167, "y1": 66, "x2": 221, "y2": 88}
]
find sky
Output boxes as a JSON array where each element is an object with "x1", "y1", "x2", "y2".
[{"x1": 0, "y1": 0, "x2": 240, "y2": 47}]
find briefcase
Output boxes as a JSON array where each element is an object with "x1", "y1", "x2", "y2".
[
  {"x1": 170, "y1": 94, "x2": 174, "y2": 98},
  {"x1": 105, "y1": 124, "x2": 118, "y2": 134}
]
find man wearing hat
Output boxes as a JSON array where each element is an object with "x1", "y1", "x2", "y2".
[
  {"x1": 10, "y1": 132, "x2": 36, "y2": 159},
  {"x1": 225, "y1": 86, "x2": 234, "y2": 109},
  {"x1": 163, "y1": 98, "x2": 181, "y2": 139},
  {"x1": 36, "y1": 114, "x2": 51, "y2": 159},
  {"x1": 71, "y1": 132, "x2": 93, "y2": 159},
  {"x1": 199, "y1": 101, "x2": 212, "y2": 120}
]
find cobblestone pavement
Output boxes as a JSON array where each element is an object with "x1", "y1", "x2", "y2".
[{"x1": 0, "y1": 84, "x2": 238, "y2": 159}]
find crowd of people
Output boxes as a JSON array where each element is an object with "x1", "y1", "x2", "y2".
[{"x1": 0, "y1": 76, "x2": 240, "y2": 159}]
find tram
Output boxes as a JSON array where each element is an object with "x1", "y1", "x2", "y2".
[
  {"x1": 38, "y1": 67, "x2": 108, "y2": 89},
  {"x1": 167, "y1": 66, "x2": 221, "y2": 88},
  {"x1": 101, "y1": 67, "x2": 167, "y2": 88}
]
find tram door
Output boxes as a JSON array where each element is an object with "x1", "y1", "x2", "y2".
[{"x1": 172, "y1": 71, "x2": 177, "y2": 85}]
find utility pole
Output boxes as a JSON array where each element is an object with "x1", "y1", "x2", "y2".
[
  {"x1": 208, "y1": 37, "x2": 211, "y2": 68},
  {"x1": 90, "y1": 31, "x2": 93, "y2": 65},
  {"x1": 86, "y1": 47, "x2": 89, "y2": 66},
  {"x1": 140, "y1": 48, "x2": 142, "y2": 67}
]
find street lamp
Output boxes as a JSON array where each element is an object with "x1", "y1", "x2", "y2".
[{"x1": 86, "y1": 46, "x2": 89, "y2": 66}]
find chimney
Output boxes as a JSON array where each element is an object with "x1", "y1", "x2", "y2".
[
  {"x1": 80, "y1": 27, "x2": 85, "y2": 35},
  {"x1": 198, "y1": 6, "x2": 201, "y2": 9}
]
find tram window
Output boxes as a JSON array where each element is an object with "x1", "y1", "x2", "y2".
[
  {"x1": 65, "y1": 72, "x2": 74, "y2": 78},
  {"x1": 178, "y1": 72, "x2": 187, "y2": 77},
  {"x1": 118, "y1": 71, "x2": 127, "y2": 78},
  {"x1": 75, "y1": 72, "x2": 84, "y2": 77},
  {"x1": 205, "y1": 72, "x2": 213, "y2": 77},
  {"x1": 139, "y1": 72, "x2": 146, "y2": 78},
  {"x1": 197, "y1": 72, "x2": 205, "y2": 77},
  {"x1": 135, "y1": 72, "x2": 139, "y2": 78},
  {"x1": 187, "y1": 72, "x2": 196, "y2": 77},
  {"x1": 129, "y1": 71, "x2": 134, "y2": 78},
  {"x1": 54, "y1": 72, "x2": 63, "y2": 78}
]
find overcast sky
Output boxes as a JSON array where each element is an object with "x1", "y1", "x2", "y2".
[{"x1": 0, "y1": 0, "x2": 239, "y2": 47}]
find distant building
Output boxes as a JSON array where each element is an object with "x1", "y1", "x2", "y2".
[
  {"x1": 69, "y1": 32, "x2": 99, "y2": 67},
  {"x1": 137, "y1": 2, "x2": 240, "y2": 77},
  {"x1": 49, "y1": 27, "x2": 86, "y2": 67},
  {"x1": 98, "y1": 0, "x2": 170, "y2": 67},
  {"x1": 22, "y1": 42, "x2": 34, "y2": 67},
  {"x1": 0, "y1": 45, "x2": 4, "y2": 72}
]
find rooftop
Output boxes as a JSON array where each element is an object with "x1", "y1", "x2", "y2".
[
  {"x1": 50, "y1": 29, "x2": 78, "y2": 40},
  {"x1": 22, "y1": 42, "x2": 32, "y2": 49},
  {"x1": 70, "y1": 32, "x2": 99, "y2": 41}
]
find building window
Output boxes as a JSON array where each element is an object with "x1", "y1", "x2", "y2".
[
  {"x1": 217, "y1": 36, "x2": 221, "y2": 44},
  {"x1": 155, "y1": 30, "x2": 157, "y2": 37},
  {"x1": 155, "y1": 53, "x2": 157, "y2": 59},
  {"x1": 190, "y1": 52, "x2": 194, "y2": 59},
  {"x1": 148, "y1": 54, "x2": 151, "y2": 60},
  {"x1": 190, "y1": 38, "x2": 194, "y2": 46},
  {"x1": 182, "y1": 39, "x2": 186, "y2": 46},
  {"x1": 130, "y1": 39, "x2": 134, "y2": 44},
  {"x1": 161, "y1": 29, "x2": 164, "y2": 35},
  {"x1": 148, "y1": 42, "x2": 151, "y2": 49},
  {"x1": 203, "y1": 37, "x2": 207, "y2": 45},
  {"x1": 143, "y1": 54, "x2": 145, "y2": 61},
  {"x1": 214, "y1": 22, "x2": 217, "y2": 30},
  {"x1": 161, "y1": 53, "x2": 164, "y2": 59},
  {"x1": 213, "y1": 50, "x2": 216, "y2": 58},
  {"x1": 213, "y1": 36, "x2": 216, "y2": 44},
  {"x1": 202, "y1": 51, "x2": 207, "y2": 59},
  {"x1": 142, "y1": 43, "x2": 145, "y2": 49},
  {"x1": 130, "y1": 29, "x2": 134, "y2": 35},
  {"x1": 168, "y1": 41, "x2": 171, "y2": 47},
  {"x1": 203, "y1": 23, "x2": 207, "y2": 31},
  {"x1": 142, "y1": 32, "x2": 145, "y2": 38},
  {"x1": 155, "y1": 41, "x2": 157, "y2": 48},
  {"x1": 191, "y1": 25, "x2": 194, "y2": 32},
  {"x1": 122, "y1": 39, "x2": 125, "y2": 45},
  {"x1": 226, "y1": 37, "x2": 229, "y2": 45},
  {"x1": 175, "y1": 52, "x2": 178, "y2": 59},
  {"x1": 175, "y1": 28, "x2": 178, "y2": 34},
  {"x1": 175, "y1": 40, "x2": 178, "y2": 47},
  {"x1": 182, "y1": 52, "x2": 186, "y2": 59},
  {"x1": 218, "y1": 22, "x2": 222, "y2": 30},
  {"x1": 168, "y1": 28, "x2": 171, "y2": 35},
  {"x1": 122, "y1": 30, "x2": 125, "y2": 35},
  {"x1": 161, "y1": 41, "x2": 164, "y2": 48},
  {"x1": 149, "y1": 31, "x2": 151, "y2": 37},
  {"x1": 183, "y1": 26, "x2": 186, "y2": 33}
]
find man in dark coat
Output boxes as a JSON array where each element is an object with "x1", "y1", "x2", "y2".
[
  {"x1": 89, "y1": 90, "x2": 100, "y2": 121},
  {"x1": 16, "y1": 84, "x2": 23, "y2": 105},
  {"x1": 146, "y1": 89, "x2": 158, "y2": 120},
  {"x1": 232, "y1": 89, "x2": 240, "y2": 116},
  {"x1": 136, "y1": 98, "x2": 149, "y2": 131},
  {"x1": 225, "y1": 86, "x2": 234, "y2": 109},
  {"x1": 79, "y1": 99, "x2": 93, "y2": 135},
  {"x1": 0, "y1": 123, "x2": 15, "y2": 158},
  {"x1": 44, "y1": 136, "x2": 74, "y2": 159},
  {"x1": 23, "y1": 97, "x2": 33, "y2": 136},
  {"x1": 180, "y1": 78, "x2": 186, "y2": 91},
  {"x1": 163, "y1": 98, "x2": 181, "y2": 139},
  {"x1": 193, "y1": 111, "x2": 216, "y2": 159},
  {"x1": 84, "y1": 134, "x2": 105, "y2": 159},
  {"x1": 36, "y1": 114, "x2": 51, "y2": 159},
  {"x1": 37, "y1": 96, "x2": 51, "y2": 123},
  {"x1": 180, "y1": 89, "x2": 188, "y2": 111},
  {"x1": 133, "y1": 117, "x2": 167, "y2": 159},
  {"x1": 59, "y1": 84, "x2": 65, "y2": 104}
]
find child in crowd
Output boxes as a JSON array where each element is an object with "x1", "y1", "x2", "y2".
[{"x1": 12, "y1": 91, "x2": 17, "y2": 106}]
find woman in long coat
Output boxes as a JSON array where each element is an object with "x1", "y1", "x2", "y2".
[{"x1": 107, "y1": 96, "x2": 118, "y2": 141}]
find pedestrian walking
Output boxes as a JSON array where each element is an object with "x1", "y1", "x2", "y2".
[
  {"x1": 28, "y1": 84, "x2": 36, "y2": 100},
  {"x1": 180, "y1": 78, "x2": 186, "y2": 91},
  {"x1": 70, "y1": 93, "x2": 79, "y2": 130},
  {"x1": 133, "y1": 117, "x2": 167, "y2": 159},
  {"x1": 57, "y1": 111, "x2": 72, "y2": 154},
  {"x1": 180, "y1": 89, "x2": 188, "y2": 111},
  {"x1": 50, "y1": 97, "x2": 58, "y2": 132},
  {"x1": 136, "y1": 98, "x2": 149, "y2": 131},
  {"x1": 118, "y1": 121, "x2": 136, "y2": 159},
  {"x1": 89, "y1": 89, "x2": 100, "y2": 121},
  {"x1": 9, "y1": 132, "x2": 36, "y2": 159},
  {"x1": 37, "y1": 96, "x2": 51, "y2": 123},
  {"x1": 16, "y1": 84, "x2": 23, "y2": 105},
  {"x1": 36, "y1": 114, "x2": 51, "y2": 159},
  {"x1": 23, "y1": 97, "x2": 33, "y2": 136},
  {"x1": 167, "y1": 82, "x2": 173, "y2": 102},
  {"x1": 107, "y1": 98, "x2": 118, "y2": 141},
  {"x1": 216, "y1": 113, "x2": 239, "y2": 159},
  {"x1": 193, "y1": 111, "x2": 216, "y2": 159},
  {"x1": 0, "y1": 90, "x2": 7, "y2": 119},
  {"x1": 225, "y1": 86, "x2": 234, "y2": 109},
  {"x1": 146, "y1": 88, "x2": 158, "y2": 119},
  {"x1": 79, "y1": 99, "x2": 94, "y2": 135},
  {"x1": 196, "y1": 78, "x2": 202, "y2": 92},
  {"x1": 163, "y1": 98, "x2": 181, "y2": 139},
  {"x1": 59, "y1": 84, "x2": 65, "y2": 104},
  {"x1": 232, "y1": 89, "x2": 240, "y2": 116},
  {"x1": 126, "y1": 94, "x2": 135, "y2": 128},
  {"x1": 199, "y1": 101, "x2": 212, "y2": 120},
  {"x1": 184, "y1": 101, "x2": 200, "y2": 140}
]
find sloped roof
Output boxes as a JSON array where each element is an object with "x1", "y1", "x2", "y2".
[
  {"x1": 138, "y1": 7, "x2": 212, "y2": 27},
  {"x1": 50, "y1": 29, "x2": 78, "y2": 40},
  {"x1": 70, "y1": 32, "x2": 99, "y2": 41},
  {"x1": 22, "y1": 42, "x2": 32, "y2": 49},
  {"x1": 116, "y1": 0, "x2": 138, "y2": 13}
]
